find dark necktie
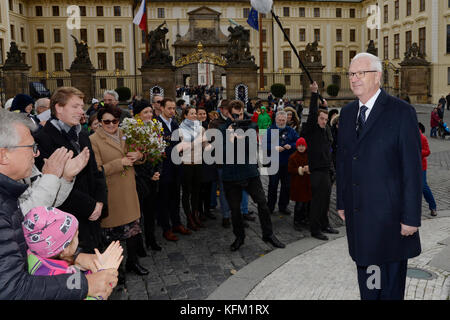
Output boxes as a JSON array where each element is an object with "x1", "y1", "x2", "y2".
[
  {"x1": 357, "y1": 105, "x2": 368, "y2": 138},
  {"x1": 67, "y1": 126, "x2": 81, "y2": 153}
]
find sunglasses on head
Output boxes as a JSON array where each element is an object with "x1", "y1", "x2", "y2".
[{"x1": 101, "y1": 119, "x2": 119, "y2": 125}]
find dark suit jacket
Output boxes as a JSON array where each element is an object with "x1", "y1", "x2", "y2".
[
  {"x1": 33, "y1": 121, "x2": 107, "y2": 253},
  {"x1": 336, "y1": 89, "x2": 422, "y2": 266},
  {"x1": 156, "y1": 115, "x2": 181, "y2": 183}
]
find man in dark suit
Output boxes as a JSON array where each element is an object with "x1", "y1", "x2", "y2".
[
  {"x1": 156, "y1": 98, "x2": 191, "y2": 241},
  {"x1": 34, "y1": 87, "x2": 108, "y2": 254},
  {"x1": 336, "y1": 53, "x2": 422, "y2": 300}
]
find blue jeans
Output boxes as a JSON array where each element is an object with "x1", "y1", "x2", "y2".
[
  {"x1": 430, "y1": 127, "x2": 437, "y2": 137},
  {"x1": 422, "y1": 170, "x2": 436, "y2": 210},
  {"x1": 210, "y1": 168, "x2": 230, "y2": 218},
  {"x1": 241, "y1": 191, "x2": 249, "y2": 215}
]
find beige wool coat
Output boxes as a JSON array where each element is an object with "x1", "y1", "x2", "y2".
[{"x1": 89, "y1": 127, "x2": 141, "y2": 228}]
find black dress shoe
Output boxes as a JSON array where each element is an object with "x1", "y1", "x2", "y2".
[
  {"x1": 322, "y1": 227, "x2": 339, "y2": 234},
  {"x1": 279, "y1": 209, "x2": 291, "y2": 215},
  {"x1": 243, "y1": 213, "x2": 256, "y2": 221},
  {"x1": 262, "y1": 234, "x2": 286, "y2": 248},
  {"x1": 126, "y1": 261, "x2": 149, "y2": 276},
  {"x1": 230, "y1": 237, "x2": 245, "y2": 251},
  {"x1": 146, "y1": 239, "x2": 162, "y2": 251},
  {"x1": 205, "y1": 211, "x2": 217, "y2": 220},
  {"x1": 312, "y1": 232, "x2": 329, "y2": 241}
]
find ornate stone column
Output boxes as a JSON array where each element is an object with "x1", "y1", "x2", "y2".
[
  {"x1": 299, "y1": 41, "x2": 325, "y2": 101},
  {"x1": 399, "y1": 43, "x2": 431, "y2": 104},
  {"x1": 1, "y1": 42, "x2": 31, "y2": 100}
]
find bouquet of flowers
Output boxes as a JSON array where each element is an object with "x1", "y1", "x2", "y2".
[{"x1": 120, "y1": 117, "x2": 168, "y2": 172}]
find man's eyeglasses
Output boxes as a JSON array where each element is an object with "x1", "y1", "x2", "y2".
[
  {"x1": 346, "y1": 70, "x2": 378, "y2": 79},
  {"x1": 101, "y1": 119, "x2": 119, "y2": 125},
  {"x1": 8, "y1": 142, "x2": 39, "y2": 154}
]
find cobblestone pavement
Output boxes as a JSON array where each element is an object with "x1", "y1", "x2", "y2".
[
  {"x1": 247, "y1": 217, "x2": 450, "y2": 300},
  {"x1": 111, "y1": 104, "x2": 450, "y2": 300}
]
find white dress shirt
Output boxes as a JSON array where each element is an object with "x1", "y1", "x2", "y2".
[
  {"x1": 357, "y1": 88, "x2": 381, "y2": 122},
  {"x1": 160, "y1": 114, "x2": 172, "y2": 132}
]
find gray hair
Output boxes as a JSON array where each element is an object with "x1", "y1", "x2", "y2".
[
  {"x1": 351, "y1": 52, "x2": 383, "y2": 73},
  {"x1": 35, "y1": 98, "x2": 50, "y2": 109},
  {"x1": 0, "y1": 109, "x2": 37, "y2": 148},
  {"x1": 275, "y1": 110, "x2": 288, "y2": 119},
  {"x1": 103, "y1": 90, "x2": 119, "y2": 101}
]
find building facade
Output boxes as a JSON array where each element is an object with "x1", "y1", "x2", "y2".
[{"x1": 0, "y1": 0, "x2": 449, "y2": 101}]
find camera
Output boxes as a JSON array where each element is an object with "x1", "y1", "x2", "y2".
[{"x1": 231, "y1": 113, "x2": 252, "y2": 130}]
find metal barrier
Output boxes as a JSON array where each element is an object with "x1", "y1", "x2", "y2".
[{"x1": 92, "y1": 75, "x2": 142, "y2": 100}]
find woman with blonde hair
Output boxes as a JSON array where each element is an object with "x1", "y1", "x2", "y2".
[{"x1": 284, "y1": 106, "x2": 301, "y2": 135}]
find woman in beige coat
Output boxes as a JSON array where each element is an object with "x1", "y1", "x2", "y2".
[{"x1": 89, "y1": 104, "x2": 149, "y2": 277}]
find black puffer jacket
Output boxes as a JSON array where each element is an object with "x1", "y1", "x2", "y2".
[{"x1": 0, "y1": 173, "x2": 88, "y2": 299}]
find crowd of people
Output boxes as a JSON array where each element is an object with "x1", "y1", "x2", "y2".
[{"x1": 0, "y1": 52, "x2": 442, "y2": 300}]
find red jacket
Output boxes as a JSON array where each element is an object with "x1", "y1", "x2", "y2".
[
  {"x1": 420, "y1": 132, "x2": 430, "y2": 171},
  {"x1": 430, "y1": 110, "x2": 440, "y2": 128}
]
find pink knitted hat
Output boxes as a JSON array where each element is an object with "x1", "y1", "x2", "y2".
[{"x1": 22, "y1": 207, "x2": 79, "y2": 258}]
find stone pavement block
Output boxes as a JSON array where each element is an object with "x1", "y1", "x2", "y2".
[
  {"x1": 190, "y1": 264, "x2": 209, "y2": 275},
  {"x1": 167, "y1": 252, "x2": 186, "y2": 262},
  {"x1": 161, "y1": 274, "x2": 180, "y2": 286},
  {"x1": 129, "y1": 293, "x2": 149, "y2": 300},
  {"x1": 148, "y1": 293, "x2": 170, "y2": 300},
  {"x1": 181, "y1": 279, "x2": 200, "y2": 291},
  {"x1": 166, "y1": 284, "x2": 188, "y2": 300},
  {"x1": 186, "y1": 287, "x2": 207, "y2": 300},
  {"x1": 197, "y1": 275, "x2": 216, "y2": 288},
  {"x1": 177, "y1": 270, "x2": 197, "y2": 282}
]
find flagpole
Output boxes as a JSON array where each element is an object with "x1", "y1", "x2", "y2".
[
  {"x1": 259, "y1": 13, "x2": 264, "y2": 91},
  {"x1": 145, "y1": 0, "x2": 149, "y2": 59}
]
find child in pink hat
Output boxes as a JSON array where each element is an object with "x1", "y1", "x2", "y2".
[{"x1": 23, "y1": 206, "x2": 123, "y2": 299}]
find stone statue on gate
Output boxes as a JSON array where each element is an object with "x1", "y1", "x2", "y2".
[
  {"x1": 70, "y1": 35, "x2": 94, "y2": 70},
  {"x1": 400, "y1": 42, "x2": 429, "y2": 66},
  {"x1": 300, "y1": 41, "x2": 322, "y2": 66},
  {"x1": 224, "y1": 25, "x2": 255, "y2": 66},
  {"x1": 2, "y1": 42, "x2": 29, "y2": 69},
  {"x1": 145, "y1": 21, "x2": 173, "y2": 66}
]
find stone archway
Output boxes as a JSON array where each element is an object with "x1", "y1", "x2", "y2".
[{"x1": 173, "y1": 6, "x2": 229, "y2": 87}]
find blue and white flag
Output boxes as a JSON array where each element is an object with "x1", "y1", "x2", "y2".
[{"x1": 247, "y1": 8, "x2": 259, "y2": 31}]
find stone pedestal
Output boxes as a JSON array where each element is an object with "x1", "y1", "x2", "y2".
[
  {"x1": 69, "y1": 69, "x2": 95, "y2": 104},
  {"x1": 140, "y1": 66, "x2": 176, "y2": 101},
  {"x1": 400, "y1": 65, "x2": 431, "y2": 104},
  {"x1": 225, "y1": 66, "x2": 258, "y2": 101},
  {"x1": 3, "y1": 67, "x2": 30, "y2": 100},
  {"x1": 301, "y1": 66, "x2": 325, "y2": 101}
]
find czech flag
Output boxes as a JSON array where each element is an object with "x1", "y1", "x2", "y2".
[{"x1": 133, "y1": 0, "x2": 147, "y2": 31}]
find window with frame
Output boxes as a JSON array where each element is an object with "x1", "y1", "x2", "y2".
[
  {"x1": 299, "y1": 28, "x2": 306, "y2": 42},
  {"x1": 314, "y1": 29, "x2": 320, "y2": 42},
  {"x1": 8, "y1": 0, "x2": 13, "y2": 11},
  {"x1": 284, "y1": 75, "x2": 291, "y2": 86},
  {"x1": 261, "y1": 29, "x2": 267, "y2": 43},
  {"x1": 336, "y1": 29, "x2": 342, "y2": 42},
  {"x1": 96, "y1": 6, "x2": 103, "y2": 17},
  {"x1": 447, "y1": 25, "x2": 450, "y2": 53},
  {"x1": 115, "y1": 28, "x2": 122, "y2": 42},
  {"x1": 350, "y1": 8, "x2": 355, "y2": 18},
  {"x1": 21, "y1": 52, "x2": 26, "y2": 64},
  {"x1": 384, "y1": 4, "x2": 388, "y2": 24},
  {"x1": 19, "y1": 3, "x2": 23, "y2": 14},
  {"x1": 97, "y1": 29, "x2": 105, "y2": 43},
  {"x1": 0, "y1": 39, "x2": 4, "y2": 65},
  {"x1": 314, "y1": 8, "x2": 320, "y2": 18},
  {"x1": 142, "y1": 30, "x2": 146, "y2": 43},
  {"x1": 98, "y1": 53, "x2": 107, "y2": 70},
  {"x1": 37, "y1": 29, "x2": 44, "y2": 43},
  {"x1": 299, "y1": 7, "x2": 305, "y2": 17},
  {"x1": 406, "y1": 0, "x2": 411, "y2": 16},
  {"x1": 336, "y1": 8, "x2": 342, "y2": 18},
  {"x1": 350, "y1": 29, "x2": 356, "y2": 42},
  {"x1": 114, "y1": 6, "x2": 121, "y2": 17},
  {"x1": 20, "y1": 27, "x2": 24, "y2": 42},
  {"x1": 100, "y1": 78, "x2": 107, "y2": 89},
  {"x1": 284, "y1": 28, "x2": 290, "y2": 42},
  {"x1": 52, "y1": 6, "x2": 59, "y2": 16},
  {"x1": 395, "y1": 0, "x2": 399, "y2": 20},
  {"x1": 448, "y1": 68, "x2": 450, "y2": 85},
  {"x1": 80, "y1": 29, "x2": 87, "y2": 42},
  {"x1": 35, "y1": 6, "x2": 43, "y2": 16},
  {"x1": 283, "y1": 7, "x2": 290, "y2": 17},
  {"x1": 54, "y1": 53, "x2": 63, "y2": 71},
  {"x1": 158, "y1": 8, "x2": 165, "y2": 18},
  {"x1": 419, "y1": 27, "x2": 426, "y2": 55},
  {"x1": 419, "y1": 0, "x2": 425, "y2": 12},
  {"x1": 283, "y1": 51, "x2": 291, "y2": 68},
  {"x1": 263, "y1": 51, "x2": 267, "y2": 69},
  {"x1": 406, "y1": 30, "x2": 412, "y2": 51},
  {"x1": 368, "y1": 28, "x2": 371, "y2": 41},
  {"x1": 349, "y1": 50, "x2": 357, "y2": 63},
  {"x1": 115, "y1": 52, "x2": 124, "y2": 70},
  {"x1": 10, "y1": 24, "x2": 15, "y2": 40},
  {"x1": 335, "y1": 50, "x2": 343, "y2": 68},
  {"x1": 38, "y1": 53, "x2": 47, "y2": 71},
  {"x1": 243, "y1": 8, "x2": 250, "y2": 18},
  {"x1": 54, "y1": 29, "x2": 61, "y2": 43},
  {"x1": 384, "y1": 36, "x2": 389, "y2": 60},
  {"x1": 376, "y1": 29, "x2": 378, "y2": 39},
  {"x1": 394, "y1": 34, "x2": 400, "y2": 59},
  {"x1": 80, "y1": 6, "x2": 86, "y2": 16}
]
